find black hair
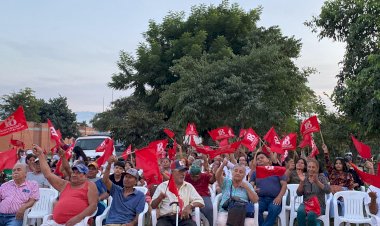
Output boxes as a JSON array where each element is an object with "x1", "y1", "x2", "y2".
[
  {"x1": 26, "y1": 154, "x2": 36, "y2": 162},
  {"x1": 114, "y1": 161, "x2": 125, "y2": 168},
  {"x1": 333, "y1": 157, "x2": 349, "y2": 172},
  {"x1": 296, "y1": 158, "x2": 308, "y2": 173}
]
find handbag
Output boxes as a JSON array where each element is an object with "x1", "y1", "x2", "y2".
[
  {"x1": 223, "y1": 183, "x2": 255, "y2": 218},
  {"x1": 304, "y1": 196, "x2": 321, "y2": 216}
]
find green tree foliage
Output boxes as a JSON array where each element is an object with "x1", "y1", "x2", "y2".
[
  {"x1": 97, "y1": 1, "x2": 321, "y2": 145},
  {"x1": 91, "y1": 96, "x2": 167, "y2": 147},
  {"x1": 39, "y1": 96, "x2": 79, "y2": 138},
  {"x1": 0, "y1": 88, "x2": 44, "y2": 122},
  {"x1": 307, "y1": 0, "x2": 380, "y2": 137}
]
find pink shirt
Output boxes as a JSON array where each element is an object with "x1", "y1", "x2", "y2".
[{"x1": 0, "y1": 180, "x2": 39, "y2": 214}]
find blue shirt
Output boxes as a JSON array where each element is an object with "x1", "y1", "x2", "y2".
[
  {"x1": 105, "y1": 184, "x2": 145, "y2": 224},
  {"x1": 250, "y1": 172, "x2": 285, "y2": 198},
  {"x1": 219, "y1": 178, "x2": 255, "y2": 212}
]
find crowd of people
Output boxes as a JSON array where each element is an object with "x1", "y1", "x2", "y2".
[{"x1": 1, "y1": 141, "x2": 380, "y2": 226}]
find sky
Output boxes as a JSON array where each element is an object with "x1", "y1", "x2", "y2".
[{"x1": 0, "y1": 0, "x2": 345, "y2": 114}]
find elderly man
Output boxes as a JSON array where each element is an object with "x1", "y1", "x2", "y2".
[
  {"x1": 102, "y1": 156, "x2": 145, "y2": 226},
  {"x1": 152, "y1": 160, "x2": 204, "y2": 226},
  {"x1": 33, "y1": 144, "x2": 97, "y2": 226},
  {"x1": 0, "y1": 163, "x2": 39, "y2": 226}
]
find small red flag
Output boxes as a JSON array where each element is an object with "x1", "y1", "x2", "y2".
[
  {"x1": 47, "y1": 119, "x2": 61, "y2": 148},
  {"x1": 281, "y1": 133, "x2": 297, "y2": 151},
  {"x1": 96, "y1": 138, "x2": 114, "y2": 166},
  {"x1": 219, "y1": 139, "x2": 229, "y2": 147},
  {"x1": 0, "y1": 148, "x2": 18, "y2": 171},
  {"x1": 194, "y1": 145, "x2": 214, "y2": 155},
  {"x1": 189, "y1": 135, "x2": 197, "y2": 147},
  {"x1": 136, "y1": 146, "x2": 163, "y2": 186},
  {"x1": 300, "y1": 116, "x2": 320, "y2": 137},
  {"x1": 149, "y1": 139, "x2": 168, "y2": 159},
  {"x1": 96, "y1": 137, "x2": 111, "y2": 152},
  {"x1": 168, "y1": 140, "x2": 177, "y2": 160},
  {"x1": 351, "y1": 163, "x2": 380, "y2": 188},
  {"x1": 167, "y1": 174, "x2": 184, "y2": 213},
  {"x1": 10, "y1": 136, "x2": 25, "y2": 149},
  {"x1": 163, "y1": 128, "x2": 175, "y2": 138},
  {"x1": 208, "y1": 126, "x2": 235, "y2": 141},
  {"x1": 185, "y1": 123, "x2": 198, "y2": 136},
  {"x1": 263, "y1": 127, "x2": 283, "y2": 154},
  {"x1": 309, "y1": 137, "x2": 319, "y2": 158},
  {"x1": 299, "y1": 133, "x2": 311, "y2": 148},
  {"x1": 351, "y1": 135, "x2": 372, "y2": 159},
  {"x1": 241, "y1": 128, "x2": 260, "y2": 151},
  {"x1": 239, "y1": 129, "x2": 247, "y2": 138},
  {"x1": 121, "y1": 144, "x2": 132, "y2": 160},
  {"x1": 208, "y1": 141, "x2": 241, "y2": 159},
  {"x1": 54, "y1": 142, "x2": 74, "y2": 177},
  {"x1": 0, "y1": 106, "x2": 28, "y2": 137},
  {"x1": 256, "y1": 166, "x2": 286, "y2": 179}
]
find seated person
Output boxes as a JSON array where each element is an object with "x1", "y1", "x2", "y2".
[
  {"x1": 250, "y1": 152, "x2": 287, "y2": 226},
  {"x1": 26, "y1": 158, "x2": 50, "y2": 188},
  {"x1": 151, "y1": 160, "x2": 204, "y2": 226},
  {"x1": 33, "y1": 145, "x2": 98, "y2": 226},
  {"x1": 215, "y1": 158, "x2": 258, "y2": 226},
  {"x1": 0, "y1": 163, "x2": 39, "y2": 226},
  {"x1": 102, "y1": 156, "x2": 146, "y2": 225}
]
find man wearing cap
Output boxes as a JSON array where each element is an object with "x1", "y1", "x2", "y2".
[
  {"x1": 33, "y1": 144, "x2": 98, "y2": 226},
  {"x1": 26, "y1": 158, "x2": 50, "y2": 188},
  {"x1": 102, "y1": 156, "x2": 145, "y2": 226},
  {"x1": 185, "y1": 158, "x2": 215, "y2": 226},
  {"x1": 0, "y1": 163, "x2": 39, "y2": 226},
  {"x1": 87, "y1": 162, "x2": 109, "y2": 217},
  {"x1": 152, "y1": 160, "x2": 205, "y2": 226}
]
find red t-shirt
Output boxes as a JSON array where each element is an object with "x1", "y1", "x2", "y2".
[{"x1": 185, "y1": 173, "x2": 211, "y2": 197}]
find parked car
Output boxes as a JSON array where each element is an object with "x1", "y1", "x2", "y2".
[{"x1": 74, "y1": 135, "x2": 115, "y2": 160}]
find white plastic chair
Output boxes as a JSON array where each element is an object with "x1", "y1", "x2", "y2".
[
  {"x1": 209, "y1": 186, "x2": 216, "y2": 204},
  {"x1": 151, "y1": 207, "x2": 200, "y2": 226},
  {"x1": 95, "y1": 186, "x2": 148, "y2": 226},
  {"x1": 22, "y1": 188, "x2": 59, "y2": 226},
  {"x1": 333, "y1": 191, "x2": 372, "y2": 226},
  {"x1": 317, "y1": 193, "x2": 332, "y2": 226},
  {"x1": 212, "y1": 193, "x2": 259, "y2": 226},
  {"x1": 43, "y1": 208, "x2": 97, "y2": 226},
  {"x1": 288, "y1": 184, "x2": 303, "y2": 226}
]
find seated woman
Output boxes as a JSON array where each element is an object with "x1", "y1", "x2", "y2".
[
  {"x1": 286, "y1": 158, "x2": 308, "y2": 184},
  {"x1": 296, "y1": 158, "x2": 331, "y2": 226},
  {"x1": 216, "y1": 158, "x2": 259, "y2": 226}
]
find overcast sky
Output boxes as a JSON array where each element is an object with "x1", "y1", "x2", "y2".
[{"x1": 0, "y1": 0, "x2": 344, "y2": 113}]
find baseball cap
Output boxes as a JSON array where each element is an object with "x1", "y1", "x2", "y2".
[
  {"x1": 88, "y1": 162, "x2": 99, "y2": 169},
  {"x1": 72, "y1": 163, "x2": 89, "y2": 174},
  {"x1": 170, "y1": 160, "x2": 188, "y2": 171},
  {"x1": 125, "y1": 168, "x2": 139, "y2": 180},
  {"x1": 190, "y1": 165, "x2": 201, "y2": 175}
]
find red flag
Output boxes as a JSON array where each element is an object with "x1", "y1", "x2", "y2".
[
  {"x1": 0, "y1": 148, "x2": 18, "y2": 171},
  {"x1": 239, "y1": 129, "x2": 247, "y2": 138},
  {"x1": 0, "y1": 106, "x2": 28, "y2": 136},
  {"x1": 263, "y1": 127, "x2": 283, "y2": 154},
  {"x1": 351, "y1": 135, "x2": 372, "y2": 159},
  {"x1": 136, "y1": 146, "x2": 163, "y2": 186},
  {"x1": 163, "y1": 128, "x2": 175, "y2": 138},
  {"x1": 96, "y1": 138, "x2": 114, "y2": 166},
  {"x1": 54, "y1": 143, "x2": 74, "y2": 177},
  {"x1": 219, "y1": 139, "x2": 229, "y2": 147},
  {"x1": 168, "y1": 140, "x2": 177, "y2": 160},
  {"x1": 208, "y1": 141, "x2": 241, "y2": 159},
  {"x1": 148, "y1": 139, "x2": 168, "y2": 158},
  {"x1": 194, "y1": 145, "x2": 214, "y2": 155},
  {"x1": 281, "y1": 133, "x2": 297, "y2": 151},
  {"x1": 280, "y1": 150, "x2": 288, "y2": 163},
  {"x1": 309, "y1": 137, "x2": 319, "y2": 158},
  {"x1": 351, "y1": 163, "x2": 380, "y2": 188},
  {"x1": 96, "y1": 137, "x2": 111, "y2": 152},
  {"x1": 121, "y1": 144, "x2": 132, "y2": 160},
  {"x1": 261, "y1": 145, "x2": 271, "y2": 156},
  {"x1": 185, "y1": 123, "x2": 198, "y2": 136},
  {"x1": 300, "y1": 116, "x2": 320, "y2": 136},
  {"x1": 189, "y1": 135, "x2": 197, "y2": 147},
  {"x1": 10, "y1": 136, "x2": 25, "y2": 149},
  {"x1": 167, "y1": 174, "x2": 184, "y2": 213},
  {"x1": 299, "y1": 133, "x2": 311, "y2": 148},
  {"x1": 241, "y1": 128, "x2": 260, "y2": 151},
  {"x1": 47, "y1": 119, "x2": 61, "y2": 148},
  {"x1": 256, "y1": 166, "x2": 286, "y2": 179},
  {"x1": 208, "y1": 126, "x2": 235, "y2": 141}
]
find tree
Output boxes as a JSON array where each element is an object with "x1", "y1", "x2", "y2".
[
  {"x1": 39, "y1": 96, "x2": 79, "y2": 138},
  {"x1": 98, "y1": 1, "x2": 320, "y2": 145},
  {"x1": 306, "y1": 0, "x2": 380, "y2": 137},
  {"x1": 0, "y1": 88, "x2": 44, "y2": 122},
  {"x1": 91, "y1": 96, "x2": 167, "y2": 147}
]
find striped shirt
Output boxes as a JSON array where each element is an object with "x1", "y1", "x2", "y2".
[{"x1": 0, "y1": 180, "x2": 39, "y2": 214}]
